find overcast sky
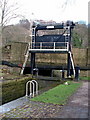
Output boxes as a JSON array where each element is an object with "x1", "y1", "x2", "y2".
[{"x1": 9, "y1": 0, "x2": 89, "y2": 24}]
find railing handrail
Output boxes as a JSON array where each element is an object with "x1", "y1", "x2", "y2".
[
  {"x1": 31, "y1": 80, "x2": 38, "y2": 95},
  {"x1": 26, "y1": 81, "x2": 34, "y2": 97},
  {"x1": 26, "y1": 80, "x2": 38, "y2": 98},
  {"x1": 31, "y1": 42, "x2": 69, "y2": 44},
  {"x1": 30, "y1": 42, "x2": 69, "y2": 50}
]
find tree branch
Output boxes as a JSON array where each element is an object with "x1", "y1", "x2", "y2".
[{"x1": 0, "y1": 0, "x2": 20, "y2": 28}]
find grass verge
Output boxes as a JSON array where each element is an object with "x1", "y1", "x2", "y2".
[
  {"x1": 80, "y1": 76, "x2": 90, "y2": 81},
  {"x1": 31, "y1": 81, "x2": 81, "y2": 105}
]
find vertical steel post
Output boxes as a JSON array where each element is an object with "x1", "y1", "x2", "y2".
[
  {"x1": 40, "y1": 42, "x2": 42, "y2": 49},
  {"x1": 54, "y1": 42, "x2": 55, "y2": 50},
  {"x1": 67, "y1": 52, "x2": 71, "y2": 77},
  {"x1": 30, "y1": 22, "x2": 36, "y2": 75},
  {"x1": 31, "y1": 53, "x2": 35, "y2": 74},
  {"x1": 67, "y1": 27, "x2": 72, "y2": 77}
]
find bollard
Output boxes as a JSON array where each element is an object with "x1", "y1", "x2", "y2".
[
  {"x1": 33, "y1": 68, "x2": 39, "y2": 77},
  {"x1": 62, "y1": 69, "x2": 65, "y2": 80},
  {"x1": 75, "y1": 66, "x2": 80, "y2": 81}
]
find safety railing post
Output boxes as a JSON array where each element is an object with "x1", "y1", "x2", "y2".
[
  {"x1": 40, "y1": 42, "x2": 42, "y2": 49},
  {"x1": 54, "y1": 42, "x2": 55, "y2": 50}
]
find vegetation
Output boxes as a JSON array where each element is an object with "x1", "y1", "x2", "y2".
[
  {"x1": 0, "y1": 0, "x2": 20, "y2": 29},
  {"x1": 72, "y1": 24, "x2": 88, "y2": 48},
  {"x1": 80, "y1": 76, "x2": 90, "y2": 81},
  {"x1": 72, "y1": 32, "x2": 82, "y2": 47},
  {"x1": 1, "y1": 18, "x2": 88, "y2": 48},
  {"x1": 31, "y1": 81, "x2": 81, "y2": 105}
]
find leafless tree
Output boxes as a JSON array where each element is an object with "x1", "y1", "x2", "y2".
[
  {"x1": 0, "y1": 0, "x2": 25, "y2": 48},
  {"x1": 61, "y1": 0, "x2": 75, "y2": 10},
  {"x1": 0, "y1": 0, "x2": 21, "y2": 30}
]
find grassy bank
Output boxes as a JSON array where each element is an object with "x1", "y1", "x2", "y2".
[
  {"x1": 80, "y1": 76, "x2": 90, "y2": 81},
  {"x1": 31, "y1": 81, "x2": 81, "y2": 105}
]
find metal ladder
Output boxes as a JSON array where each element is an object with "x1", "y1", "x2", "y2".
[
  {"x1": 65, "y1": 35, "x2": 69, "y2": 50},
  {"x1": 64, "y1": 26, "x2": 70, "y2": 50},
  {"x1": 30, "y1": 21, "x2": 36, "y2": 49},
  {"x1": 26, "y1": 80, "x2": 38, "y2": 98},
  {"x1": 31, "y1": 27, "x2": 36, "y2": 49},
  {"x1": 20, "y1": 43, "x2": 30, "y2": 75}
]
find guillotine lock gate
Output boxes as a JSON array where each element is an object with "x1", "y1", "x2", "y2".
[{"x1": 21, "y1": 21, "x2": 76, "y2": 78}]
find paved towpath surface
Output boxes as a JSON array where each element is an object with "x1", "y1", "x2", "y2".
[
  {"x1": 0, "y1": 81, "x2": 89, "y2": 119},
  {"x1": 53, "y1": 81, "x2": 89, "y2": 118}
]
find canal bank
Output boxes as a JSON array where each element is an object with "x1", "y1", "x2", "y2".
[
  {"x1": 2, "y1": 74, "x2": 61, "y2": 104},
  {"x1": 0, "y1": 81, "x2": 88, "y2": 119}
]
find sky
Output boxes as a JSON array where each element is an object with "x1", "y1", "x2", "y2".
[{"x1": 9, "y1": 0, "x2": 89, "y2": 24}]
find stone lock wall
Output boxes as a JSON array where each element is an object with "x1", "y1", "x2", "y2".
[
  {"x1": 10, "y1": 43, "x2": 90, "y2": 67},
  {"x1": 72, "y1": 48, "x2": 90, "y2": 67},
  {"x1": 10, "y1": 42, "x2": 28, "y2": 64}
]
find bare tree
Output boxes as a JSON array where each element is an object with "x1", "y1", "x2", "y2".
[
  {"x1": 0, "y1": 0, "x2": 25, "y2": 48},
  {"x1": 0, "y1": 0, "x2": 21, "y2": 30},
  {"x1": 61, "y1": 0, "x2": 75, "y2": 10}
]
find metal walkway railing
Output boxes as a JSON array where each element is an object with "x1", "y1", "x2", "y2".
[
  {"x1": 29, "y1": 42, "x2": 69, "y2": 52},
  {"x1": 26, "y1": 80, "x2": 38, "y2": 98}
]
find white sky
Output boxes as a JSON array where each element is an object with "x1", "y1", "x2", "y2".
[{"x1": 9, "y1": 0, "x2": 89, "y2": 24}]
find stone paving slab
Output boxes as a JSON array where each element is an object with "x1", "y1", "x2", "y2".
[
  {"x1": 2, "y1": 101, "x2": 63, "y2": 118},
  {"x1": 0, "y1": 96, "x2": 29, "y2": 114},
  {"x1": 0, "y1": 81, "x2": 89, "y2": 119}
]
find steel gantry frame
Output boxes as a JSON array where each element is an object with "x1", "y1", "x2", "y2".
[{"x1": 21, "y1": 21, "x2": 76, "y2": 78}]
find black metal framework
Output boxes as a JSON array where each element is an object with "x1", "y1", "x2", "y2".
[{"x1": 30, "y1": 21, "x2": 75, "y2": 77}]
